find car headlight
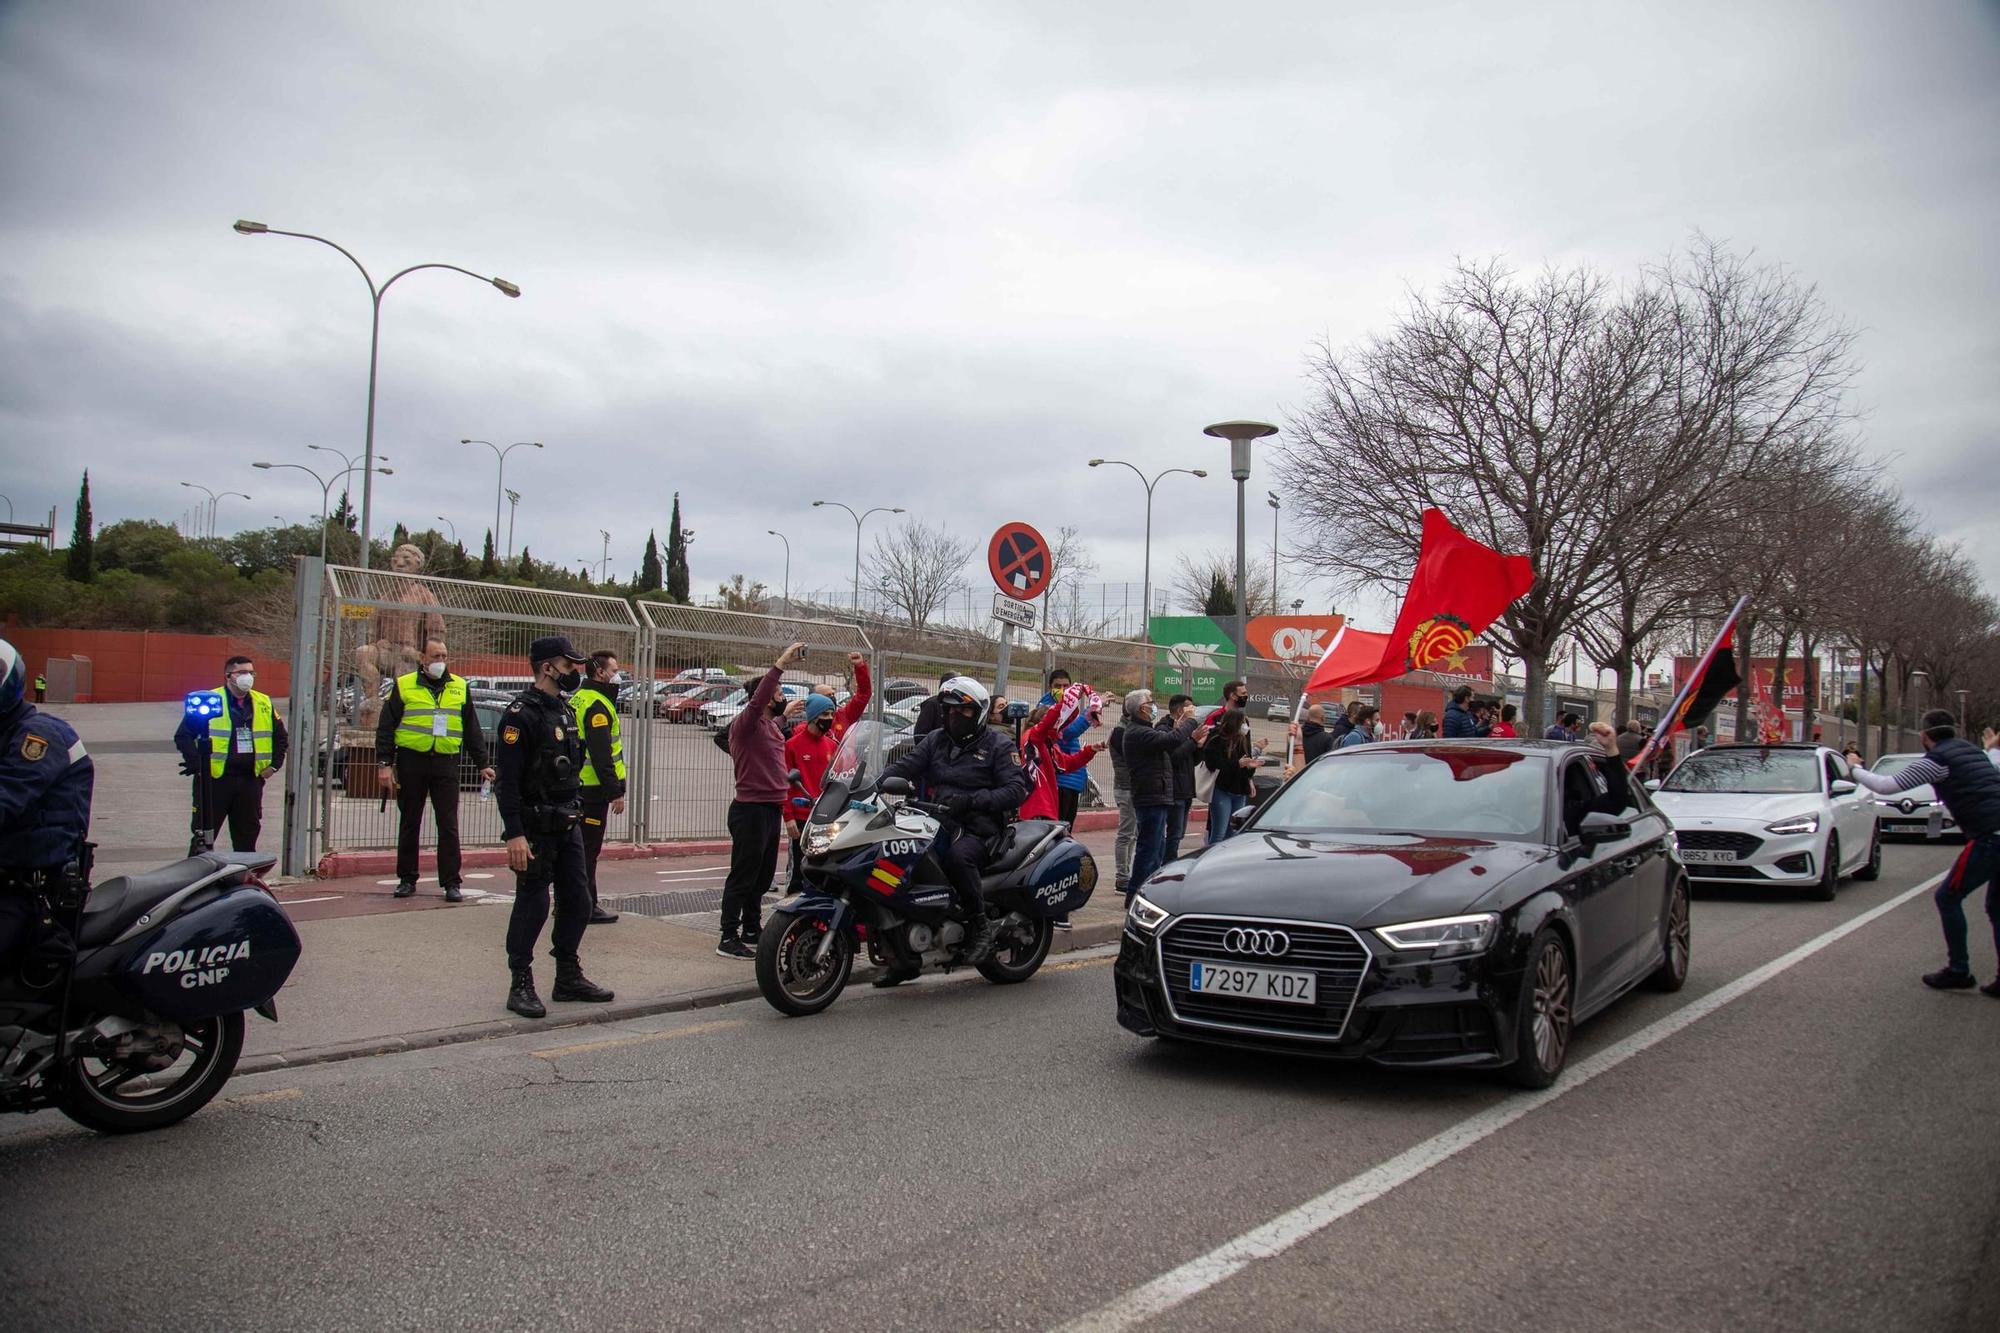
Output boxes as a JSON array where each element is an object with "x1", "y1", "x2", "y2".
[
  {"x1": 803, "y1": 820, "x2": 844, "y2": 857},
  {"x1": 1126, "y1": 893, "x2": 1171, "y2": 935},
  {"x1": 1764, "y1": 812, "x2": 1820, "y2": 835},
  {"x1": 1373, "y1": 913, "x2": 1499, "y2": 959}
]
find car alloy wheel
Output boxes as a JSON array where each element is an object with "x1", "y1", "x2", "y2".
[
  {"x1": 1854, "y1": 828, "x2": 1882, "y2": 882},
  {"x1": 1808, "y1": 835, "x2": 1839, "y2": 901},
  {"x1": 1506, "y1": 930, "x2": 1572, "y2": 1089},
  {"x1": 1649, "y1": 878, "x2": 1691, "y2": 992}
]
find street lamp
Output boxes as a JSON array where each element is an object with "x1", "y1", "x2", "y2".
[
  {"x1": 435, "y1": 515, "x2": 457, "y2": 547},
  {"x1": 504, "y1": 488, "x2": 521, "y2": 561},
  {"x1": 0, "y1": 494, "x2": 12, "y2": 522},
  {"x1": 178, "y1": 482, "x2": 217, "y2": 539},
  {"x1": 1266, "y1": 490, "x2": 1281, "y2": 613},
  {"x1": 767, "y1": 529, "x2": 791, "y2": 609},
  {"x1": 253, "y1": 460, "x2": 393, "y2": 564},
  {"x1": 233, "y1": 218, "x2": 520, "y2": 574},
  {"x1": 462, "y1": 439, "x2": 543, "y2": 555},
  {"x1": 812, "y1": 500, "x2": 905, "y2": 614},
  {"x1": 1086, "y1": 459, "x2": 1207, "y2": 641},
  {"x1": 1203, "y1": 420, "x2": 1279, "y2": 685},
  {"x1": 596, "y1": 528, "x2": 612, "y2": 583}
]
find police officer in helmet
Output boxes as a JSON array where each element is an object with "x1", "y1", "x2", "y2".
[
  {"x1": 0, "y1": 638, "x2": 94, "y2": 980},
  {"x1": 494, "y1": 636, "x2": 615, "y2": 1018},
  {"x1": 879, "y1": 675, "x2": 1030, "y2": 980}
]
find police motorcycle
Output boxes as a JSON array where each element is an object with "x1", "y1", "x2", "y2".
[
  {"x1": 0, "y1": 846, "x2": 302, "y2": 1134},
  {"x1": 755, "y1": 721, "x2": 1097, "y2": 1016}
]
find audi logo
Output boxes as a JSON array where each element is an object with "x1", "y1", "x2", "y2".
[{"x1": 1223, "y1": 928, "x2": 1291, "y2": 957}]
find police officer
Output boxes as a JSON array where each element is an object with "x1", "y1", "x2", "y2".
[
  {"x1": 173, "y1": 654, "x2": 287, "y2": 854},
  {"x1": 0, "y1": 639, "x2": 93, "y2": 980},
  {"x1": 495, "y1": 636, "x2": 615, "y2": 1018},
  {"x1": 571, "y1": 649, "x2": 626, "y2": 925},
  {"x1": 375, "y1": 637, "x2": 492, "y2": 903}
]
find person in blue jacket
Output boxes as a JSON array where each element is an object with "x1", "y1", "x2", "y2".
[{"x1": 0, "y1": 638, "x2": 94, "y2": 979}]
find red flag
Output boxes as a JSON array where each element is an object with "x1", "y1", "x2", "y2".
[{"x1": 1305, "y1": 509, "x2": 1534, "y2": 692}]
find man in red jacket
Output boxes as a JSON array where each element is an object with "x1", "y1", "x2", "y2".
[
  {"x1": 784, "y1": 652, "x2": 872, "y2": 883},
  {"x1": 718, "y1": 642, "x2": 808, "y2": 959}
]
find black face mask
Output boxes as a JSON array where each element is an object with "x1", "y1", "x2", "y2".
[
  {"x1": 945, "y1": 710, "x2": 980, "y2": 741},
  {"x1": 553, "y1": 669, "x2": 582, "y2": 693}
]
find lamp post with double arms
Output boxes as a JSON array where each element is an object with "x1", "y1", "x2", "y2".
[
  {"x1": 1086, "y1": 459, "x2": 1207, "y2": 642},
  {"x1": 232, "y1": 219, "x2": 520, "y2": 574},
  {"x1": 253, "y1": 460, "x2": 394, "y2": 565},
  {"x1": 462, "y1": 439, "x2": 543, "y2": 556},
  {"x1": 811, "y1": 500, "x2": 905, "y2": 615},
  {"x1": 178, "y1": 482, "x2": 219, "y2": 539}
]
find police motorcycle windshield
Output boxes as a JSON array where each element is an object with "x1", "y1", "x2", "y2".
[{"x1": 809, "y1": 721, "x2": 912, "y2": 823}]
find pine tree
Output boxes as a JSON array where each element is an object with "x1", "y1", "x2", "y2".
[
  {"x1": 1203, "y1": 572, "x2": 1235, "y2": 618},
  {"x1": 639, "y1": 529, "x2": 664, "y2": 591},
  {"x1": 331, "y1": 491, "x2": 358, "y2": 533},
  {"x1": 480, "y1": 530, "x2": 498, "y2": 578},
  {"x1": 66, "y1": 471, "x2": 94, "y2": 583},
  {"x1": 516, "y1": 546, "x2": 534, "y2": 579},
  {"x1": 391, "y1": 521, "x2": 410, "y2": 550},
  {"x1": 665, "y1": 494, "x2": 690, "y2": 603}
]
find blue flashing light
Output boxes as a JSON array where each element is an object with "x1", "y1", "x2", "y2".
[{"x1": 185, "y1": 689, "x2": 225, "y2": 720}]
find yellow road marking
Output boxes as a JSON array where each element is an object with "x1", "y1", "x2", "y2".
[
  {"x1": 533, "y1": 1018, "x2": 743, "y2": 1060},
  {"x1": 231, "y1": 1087, "x2": 303, "y2": 1105}
]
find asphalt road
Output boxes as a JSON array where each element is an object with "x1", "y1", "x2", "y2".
[{"x1": 3, "y1": 842, "x2": 1995, "y2": 1332}]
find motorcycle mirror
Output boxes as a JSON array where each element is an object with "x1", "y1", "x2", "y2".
[
  {"x1": 880, "y1": 776, "x2": 914, "y2": 796},
  {"x1": 787, "y1": 769, "x2": 804, "y2": 784}
]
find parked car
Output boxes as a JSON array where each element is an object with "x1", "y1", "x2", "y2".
[
  {"x1": 1115, "y1": 738, "x2": 1690, "y2": 1087},
  {"x1": 1649, "y1": 743, "x2": 1880, "y2": 900},
  {"x1": 884, "y1": 696, "x2": 927, "y2": 726},
  {"x1": 882, "y1": 678, "x2": 931, "y2": 705},
  {"x1": 322, "y1": 700, "x2": 507, "y2": 791},
  {"x1": 1864, "y1": 752, "x2": 1963, "y2": 840},
  {"x1": 702, "y1": 682, "x2": 810, "y2": 730},
  {"x1": 661, "y1": 682, "x2": 740, "y2": 723},
  {"x1": 674, "y1": 667, "x2": 733, "y2": 683}
]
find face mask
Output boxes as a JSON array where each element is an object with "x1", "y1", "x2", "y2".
[
  {"x1": 945, "y1": 711, "x2": 980, "y2": 741},
  {"x1": 554, "y1": 669, "x2": 582, "y2": 692},
  {"x1": 231, "y1": 672, "x2": 254, "y2": 692},
  {"x1": 424, "y1": 661, "x2": 447, "y2": 681}
]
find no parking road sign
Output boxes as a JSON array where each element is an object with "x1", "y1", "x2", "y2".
[{"x1": 988, "y1": 522, "x2": 1051, "y2": 602}]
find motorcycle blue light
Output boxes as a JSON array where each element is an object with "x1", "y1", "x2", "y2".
[{"x1": 185, "y1": 689, "x2": 224, "y2": 720}]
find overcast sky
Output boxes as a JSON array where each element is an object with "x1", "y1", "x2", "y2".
[{"x1": 3, "y1": 0, "x2": 1996, "y2": 634}]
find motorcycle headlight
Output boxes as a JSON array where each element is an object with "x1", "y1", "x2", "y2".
[
  {"x1": 1126, "y1": 893, "x2": 1171, "y2": 935},
  {"x1": 1764, "y1": 812, "x2": 1820, "y2": 835},
  {"x1": 804, "y1": 820, "x2": 844, "y2": 857},
  {"x1": 1373, "y1": 913, "x2": 1499, "y2": 959}
]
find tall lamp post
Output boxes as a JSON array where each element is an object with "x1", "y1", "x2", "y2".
[
  {"x1": 1203, "y1": 420, "x2": 1279, "y2": 686},
  {"x1": 232, "y1": 219, "x2": 520, "y2": 574},
  {"x1": 767, "y1": 529, "x2": 791, "y2": 610},
  {"x1": 435, "y1": 515, "x2": 457, "y2": 547},
  {"x1": 1266, "y1": 490, "x2": 1281, "y2": 612},
  {"x1": 252, "y1": 460, "x2": 393, "y2": 564},
  {"x1": 179, "y1": 482, "x2": 218, "y2": 539},
  {"x1": 1086, "y1": 459, "x2": 1207, "y2": 642},
  {"x1": 504, "y1": 489, "x2": 521, "y2": 561},
  {"x1": 812, "y1": 500, "x2": 904, "y2": 614},
  {"x1": 463, "y1": 439, "x2": 542, "y2": 553}
]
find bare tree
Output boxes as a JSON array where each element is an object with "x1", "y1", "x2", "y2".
[
  {"x1": 1041, "y1": 526, "x2": 1112, "y2": 638},
  {"x1": 1169, "y1": 548, "x2": 1275, "y2": 619},
  {"x1": 716, "y1": 573, "x2": 770, "y2": 614},
  {"x1": 865, "y1": 519, "x2": 974, "y2": 629}
]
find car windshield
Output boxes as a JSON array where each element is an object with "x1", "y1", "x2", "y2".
[
  {"x1": 1253, "y1": 747, "x2": 1550, "y2": 841},
  {"x1": 1662, "y1": 748, "x2": 1820, "y2": 794},
  {"x1": 1874, "y1": 754, "x2": 1918, "y2": 776}
]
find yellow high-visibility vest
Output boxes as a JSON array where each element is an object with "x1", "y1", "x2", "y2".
[
  {"x1": 393, "y1": 672, "x2": 467, "y2": 755},
  {"x1": 207, "y1": 688, "x2": 275, "y2": 777},
  {"x1": 571, "y1": 688, "x2": 625, "y2": 788}
]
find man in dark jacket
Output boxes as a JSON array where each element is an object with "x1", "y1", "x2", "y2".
[
  {"x1": 881, "y1": 677, "x2": 1031, "y2": 974},
  {"x1": 1123, "y1": 689, "x2": 1210, "y2": 898},
  {"x1": 1441, "y1": 685, "x2": 1489, "y2": 739},
  {"x1": 1613, "y1": 720, "x2": 1647, "y2": 765},
  {"x1": 1848, "y1": 709, "x2": 2000, "y2": 994},
  {"x1": 1165, "y1": 694, "x2": 1200, "y2": 861},
  {"x1": 1299, "y1": 704, "x2": 1336, "y2": 762},
  {"x1": 717, "y1": 642, "x2": 808, "y2": 959}
]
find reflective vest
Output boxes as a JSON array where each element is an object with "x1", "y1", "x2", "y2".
[
  {"x1": 393, "y1": 672, "x2": 467, "y2": 755},
  {"x1": 571, "y1": 687, "x2": 625, "y2": 788},
  {"x1": 207, "y1": 688, "x2": 275, "y2": 778}
]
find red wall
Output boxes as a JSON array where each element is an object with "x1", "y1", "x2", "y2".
[{"x1": 3, "y1": 628, "x2": 292, "y2": 703}]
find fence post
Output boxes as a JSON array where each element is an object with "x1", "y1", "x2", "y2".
[
  {"x1": 629, "y1": 619, "x2": 656, "y2": 844},
  {"x1": 281, "y1": 554, "x2": 325, "y2": 878}
]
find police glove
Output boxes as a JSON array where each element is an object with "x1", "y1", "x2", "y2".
[
  {"x1": 177, "y1": 759, "x2": 196, "y2": 777},
  {"x1": 944, "y1": 794, "x2": 975, "y2": 820}
]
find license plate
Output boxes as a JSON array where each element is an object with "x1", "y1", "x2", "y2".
[
  {"x1": 1680, "y1": 848, "x2": 1738, "y2": 864},
  {"x1": 1189, "y1": 960, "x2": 1317, "y2": 1005}
]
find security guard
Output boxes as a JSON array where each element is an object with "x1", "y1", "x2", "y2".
[
  {"x1": 173, "y1": 654, "x2": 287, "y2": 854},
  {"x1": 0, "y1": 639, "x2": 94, "y2": 980},
  {"x1": 375, "y1": 637, "x2": 493, "y2": 902},
  {"x1": 495, "y1": 636, "x2": 615, "y2": 1018},
  {"x1": 33, "y1": 673, "x2": 46, "y2": 704},
  {"x1": 570, "y1": 649, "x2": 626, "y2": 925}
]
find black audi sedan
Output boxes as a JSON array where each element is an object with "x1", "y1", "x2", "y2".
[{"x1": 1114, "y1": 740, "x2": 1690, "y2": 1087}]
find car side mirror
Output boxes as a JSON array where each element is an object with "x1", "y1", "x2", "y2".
[
  {"x1": 1577, "y1": 810, "x2": 1631, "y2": 846},
  {"x1": 1830, "y1": 779, "x2": 1857, "y2": 796},
  {"x1": 1643, "y1": 778, "x2": 1661, "y2": 792},
  {"x1": 880, "y1": 776, "x2": 914, "y2": 796},
  {"x1": 1229, "y1": 805, "x2": 1255, "y2": 833}
]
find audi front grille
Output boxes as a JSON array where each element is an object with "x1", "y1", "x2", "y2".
[{"x1": 1156, "y1": 915, "x2": 1372, "y2": 1042}]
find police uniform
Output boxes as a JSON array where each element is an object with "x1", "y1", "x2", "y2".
[
  {"x1": 0, "y1": 697, "x2": 94, "y2": 977},
  {"x1": 375, "y1": 666, "x2": 489, "y2": 899},
  {"x1": 494, "y1": 637, "x2": 613, "y2": 1017},
  {"x1": 569, "y1": 674, "x2": 625, "y2": 924},
  {"x1": 173, "y1": 681, "x2": 287, "y2": 854}
]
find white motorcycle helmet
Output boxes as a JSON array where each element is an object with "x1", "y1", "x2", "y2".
[{"x1": 936, "y1": 676, "x2": 992, "y2": 734}]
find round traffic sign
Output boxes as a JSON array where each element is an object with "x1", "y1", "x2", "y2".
[{"x1": 988, "y1": 522, "x2": 1051, "y2": 601}]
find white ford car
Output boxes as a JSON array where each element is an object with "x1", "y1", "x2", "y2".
[
  {"x1": 1650, "y1": 743, "x2": 1880, "y2": 900},
  {"x1": 1866, "y1": 753, "x2": 1962, "y2": 840}
]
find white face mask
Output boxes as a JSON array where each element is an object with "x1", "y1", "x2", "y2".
[
  {"x1": 424, "y1": 660, "x2": 448, "y2": 680},
  {"x1": 231, "y1": 672, "x2": 255, "y2": 692}
]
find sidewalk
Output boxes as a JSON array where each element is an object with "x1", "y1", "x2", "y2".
[{"x1": 243, "y1": 825, "x2": 1138, "y2": 1074}]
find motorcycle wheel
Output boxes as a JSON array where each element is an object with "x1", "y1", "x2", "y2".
[
  {"x1": 977, "y1": 915, "x2": 1055, "y2": 984},
  {"x1": 755, "y1": 910, "x2": 853, "y2": 1017},
  {"x1": 55, "y1": 1011, "x2": 245, "y2": 1135}
]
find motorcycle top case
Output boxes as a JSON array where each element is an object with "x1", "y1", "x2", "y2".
[{"x1": 109, "y1": 886, "x2": 302, "y2": 1023}]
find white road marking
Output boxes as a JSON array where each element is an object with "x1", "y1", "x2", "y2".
[
  {"x1": 280, "y1": 895, "x2": 342, "y2": 906},
  {"x1": 1052, "y1": 874, "x2": 1947, "y2": 1332},
  {"x1": 653, "y1": 865, "x2": 727, "y2": 878}
]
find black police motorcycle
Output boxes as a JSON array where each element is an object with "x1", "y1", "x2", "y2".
[
  {"x1": 756, "y1": 722, "x2": 1097, "y2": 1016},
  {"x1": 0, "y1": 847, "x2": 301, "y2": 1134}
]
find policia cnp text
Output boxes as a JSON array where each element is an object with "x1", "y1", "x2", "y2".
[
  {"x1": 173, "y1": 654, "x2": 287, "y2": 855},
  {"x1": 375, "y1": 637, "x2": 494, "y2": 903},
  {"x1": 494, "y1": 636, "x2": 614, "y2": 1019}
]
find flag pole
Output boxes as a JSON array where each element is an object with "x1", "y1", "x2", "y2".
[
  {"x1": 1631, "y1": 594, "x2": 1749, "y2": 772},
  {"x1": 1286, "y1": 623, "x2": 1350, "y2": 771}
]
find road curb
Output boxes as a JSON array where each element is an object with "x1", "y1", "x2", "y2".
[{"x1": 237, "y1": 918, "x2": 1124, "y2": 1077}]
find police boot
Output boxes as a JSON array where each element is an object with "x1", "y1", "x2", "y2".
[
  {"x1": 507, "y1": 966, "x2": 546, "y2": 1019},
  {"x1": 551, "y1": 954, "x2": 614, "y2": 1003},
  {"x1": 959, "y1": 910, "x2": 998, "y2": 966}
]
